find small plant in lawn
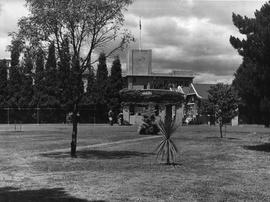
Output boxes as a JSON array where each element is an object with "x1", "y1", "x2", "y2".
[{"x1": 155, "y1": 118, "x2": 179, "y2": 165}]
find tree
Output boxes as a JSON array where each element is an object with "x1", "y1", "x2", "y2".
[
  {"x1": 7, "y1": 37, "x2": 24, "y2": 109},
  {"x1": 16, "y1": 0, "x2": 133, "y2": 157},
  {"x1": 208, "y1": 83, "x2": 238, "y2": 138},
  {"x1": 230, "y1": 2, "x2": 270, "y2": 126},
  {"x1": 82, "y1": 64, "x2": 96, "y2": 105},
  {"x1": 96, "y1": 52, "x2": 109, "y2": 104},
  {"x1": 108, "y1": 56, "x2": 123, "y2": 117},
  {"x1": 19, "y1": 48, "x2": 34, "y2": 107},
  {"x1": 34, "y1": 47, "x2": 45, "y2": 106},
  {"x1": 42, "y1": 42, "x2": 60, "y2": 108},
  {"x1": 0, "y1": 60, "x2": 8, "y2": 108},
  {"x1": 58, "y1": 37, "x2": 71, "y2": 108}
]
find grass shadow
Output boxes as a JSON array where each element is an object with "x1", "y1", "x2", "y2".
[
  {"x1": 205, "y1": 137, "x2": 241, "y2": 140},
  {"x1": 243, "y1": 143, "x2": 270, "y2": 152},
  {"x1": 41, "y1": 150, "x2": 154, "y2": 159},
  {"x1": 0, "y1": 187, "x2": 106, "y2": 202}
]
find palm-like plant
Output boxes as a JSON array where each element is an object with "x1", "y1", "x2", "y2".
[{"x1": 155, "y1": 117, "x2": 179, "y2": 165}]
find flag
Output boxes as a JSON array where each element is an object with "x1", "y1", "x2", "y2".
[{"x1": 139, "y1": 18, "x2": 141, "y2": 30}]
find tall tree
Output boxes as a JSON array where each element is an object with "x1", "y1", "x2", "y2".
[
  {"x1": 7, "y1": 37, "x2": 24, "y2": 108},
  {"x1": 17, "y1": 0, "x2": 133, "y2": 157},
  {"x1": 108, "y1": 56, "x2": 123, "y2": 117},
  {"x1": 0, "y1": 60, "x2": 8, "y2": 108},
  {"x1": 58, "y1": 37, "x2": 71, "y2": 108},
  {"x1": 33, "y1": 47, "x2": 45, "y2": 106},
  {"x1": 208, "y1": 83, "x2": 238, "y2": 138},
  {"x1": 230, "y1": 2, "x2": 270, "y2": 126},
  {"x1": 42, "y1": 42, "x2": 59, "y2": 107},
  {"x1": 83, "y1": 64, "x2": 96, "y2": 105},
  {"x1": 96, "y1": 52, "x2": 109, "y2": 105},
  {"x1": 19, "y1": 48, "x2": 34, "y2": 107}
]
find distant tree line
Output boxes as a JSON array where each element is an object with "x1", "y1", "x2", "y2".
[{"x1": 0, "y1": 39, "x2": 123, "y2": 123}]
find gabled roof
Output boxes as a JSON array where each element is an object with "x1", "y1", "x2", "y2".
[{"x1": 192, "y1": 83, "x2": 214, "y2": 99}]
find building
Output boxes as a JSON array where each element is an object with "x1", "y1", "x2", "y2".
[
  {"x1": 122, "y1": 49, "x2": 194, "y2": 125},
  {"x1": 183, "y1": 83, "x2": 213, "y2": 123}
]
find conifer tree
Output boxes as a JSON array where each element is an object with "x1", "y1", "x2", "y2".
[
  {"x1": 19, "y1": 48, "x2": 34, "y2": 107},
  {"x1": 83, "y1": 64, "x2": 96, "y2": 105},
  {"x1": 42, "y1": 42, "x2": 59, "y2": 107},
  {"x1": 108, "y1": 56, "x2": 123, "y2": 116},
  {"x1": 58, "y1": 37, "x2": 71, "y2": 108},
  {"x1": 0, "y1": 60, "x2": 8, "y2": 108},
  {"x1": 96, "y1": 53, "x2": 109, "y2": 105},
  {"x1": 7, "y1": 37, "x2": 23, "y2": 108},
  {"x1": 230, "y1": 2, "x2": 270, "y2": 126}
]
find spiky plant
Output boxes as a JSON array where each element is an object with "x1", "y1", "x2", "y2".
[{"x1": 155, "y1": 118, "x2": 179, "y2": 165}]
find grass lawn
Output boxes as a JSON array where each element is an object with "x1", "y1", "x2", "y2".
[{"x1": 0, "y1": 124, "x2": 270, "y2": 201}]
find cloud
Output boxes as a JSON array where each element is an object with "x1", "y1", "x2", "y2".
[
  {"x1": 0, "y1": 1, "x2": 28, "y2": 58},
  {"x1": 123, "y1": 0, "x2": 265, "y2": 83},
  {"x1": 0, "y1": 0, "x2": 267, "y2": 84}
]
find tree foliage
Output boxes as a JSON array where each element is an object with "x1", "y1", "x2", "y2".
[
  {"x1": 95, "y1": 52, "x2": 109, "y2": 105},
  {"x1": 0, "y1": 60, "x2": 8, "y2": 107},
  {"x1": 230, "y1": 2, "x2": 270, "y2": 126},
  {"x1": 108, "y1": 56, "x2": 123, "y2": 115},
  {"x1": 208, "y1": 83, "x2": 238, "y2": 138},
  {"x1": 7, "y1": 37, "x2": 23, "y2": 108},
  {"x1": 13, "y1": 0, "x2": 133, "y2": 156}
]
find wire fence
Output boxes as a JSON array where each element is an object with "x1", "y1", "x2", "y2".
[{"x1": 0, "y1": 105, "x2": 109, "y2": 124}]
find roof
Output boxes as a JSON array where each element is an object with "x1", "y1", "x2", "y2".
[
  {"x1": 192, "y1": 83, "x2": 214, "y2": 99},
  {"x1": 123, "y1": 70, "x2": 195, "y2": 78}
]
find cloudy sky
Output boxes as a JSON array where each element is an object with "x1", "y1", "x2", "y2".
[{"x1": 0, "y1": 0, "x2": 266, "y2": 83}]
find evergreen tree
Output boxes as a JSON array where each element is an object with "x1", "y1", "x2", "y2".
[
  {"x1": 230, "y1": 2, "x2": 270, "y2": 126},
  {"x1": 0, "y1": 60, "x2": 8, "y2": 108},
  {"x1": 7, "y1": 37, "x2": 23, "y2": 108},
  {"x1": 19, "y1": 48, "x2": 34, "y2": 107},
  {"x1": 95, "y1": 52, "x2": 109, "y2": 105},
  {"x1": 35, "y1": 48, "x2": 45, "y2": 92},
  {"x1": 82, "y1": 64, "x2": 96, "y2": 105},
  {"x1": 58, "y1": 37, "x2": 71, "y2": 108},
  {"x1": 108, "y1": 56, "x2": 123, "y2": 116},
  {"x1": 33, "y1": 47, "x2": 45, "y2": 107},
  {"x1": 42, "y1": 42, "x2": 59, "y2": 107}
]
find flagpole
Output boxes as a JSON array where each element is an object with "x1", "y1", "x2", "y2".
[{"x1": 139, "y1": 16, "x2": 142, "y2": 50}]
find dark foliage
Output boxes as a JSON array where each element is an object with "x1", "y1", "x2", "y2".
[
  {"x1": 230, "y1": 2, "x2": 270, "y2": 126},
  {"x1": 95, "y1": 53, "x2": 109, "y2": 105},
  {"x1": 108, "y1": 56, "x2": 123, "y2": 116}
]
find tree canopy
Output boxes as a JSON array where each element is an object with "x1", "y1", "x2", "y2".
[
  {"x1": 230, "y1": 1, "x2": 270, "y2": 126},
  {"x1": 208, "y1": 83, "x2": 238, "y2": 138}
]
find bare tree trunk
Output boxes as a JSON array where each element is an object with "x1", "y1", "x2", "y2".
[{"x1": 71, "y1": 103, "x2": 78, "y2": 157}]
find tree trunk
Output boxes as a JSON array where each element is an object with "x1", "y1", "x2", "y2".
[
  {"x1": 219, "y1": 123, "x2": 223, "y2": 138},
  {"x1": 71, "y1": 103, "x2": 78, "y2": 157}
]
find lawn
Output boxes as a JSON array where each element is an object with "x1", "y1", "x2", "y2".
[{"x1": 0, "y1": 124, "x2": 270, "y2": 201}]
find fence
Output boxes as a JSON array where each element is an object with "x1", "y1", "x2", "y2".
[{"x1": 0, "y1": 105, "x2": 109, "y2": 124}]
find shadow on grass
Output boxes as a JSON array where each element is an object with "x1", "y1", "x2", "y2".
[
  {"x1": 243, "y1": 143, "x2": 270, "y2": 152},
  {"x1": 205, "y1": 137, "x2": 241, "y2": 140},
  {"x1": 0, "y1": 187, "x2": 106, "y2": 202},
  {"x1": 41, "y1": 150, "x2": 154, "y2": 159}
]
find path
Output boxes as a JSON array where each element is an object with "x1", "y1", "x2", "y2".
[{"x1": 42, "y1": 135, "x2": 161, "y2": 154}]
